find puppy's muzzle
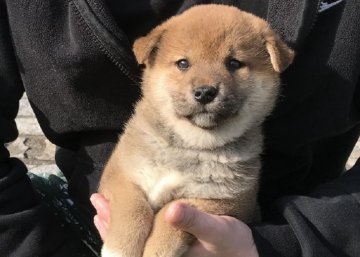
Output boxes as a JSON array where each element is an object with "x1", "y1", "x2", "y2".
[{"x1": 193, "y1": 86, "x2": 218, "y2": 105}]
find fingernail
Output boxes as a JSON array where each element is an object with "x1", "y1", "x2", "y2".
[
  {"x1": 94, "y1": 215, "x2": 100, "y2": 228},
  {"x1": 166, "y1": 202, "x2": 186, "y2": 226}
]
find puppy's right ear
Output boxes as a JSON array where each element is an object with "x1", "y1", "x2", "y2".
[{"x1": 133, "y1": 24, "x2": 166, "y2": 66}]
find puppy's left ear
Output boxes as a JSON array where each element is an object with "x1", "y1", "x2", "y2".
[
  {"x1": 264, "y1": 29, "x2": 295, "y2": 73},
  {"x1": 133, "y1": 24, "x2": 167, "y2": 66}
]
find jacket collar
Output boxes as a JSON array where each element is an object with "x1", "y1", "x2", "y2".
[{"x1": 74, "y1": 0, "x2": 322, "y2": 57}]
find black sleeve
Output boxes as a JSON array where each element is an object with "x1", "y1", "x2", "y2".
[
  {"x1": 0, "y1": 2, "x2": 89, "y2": 256},
  {"x1": 251, "y1": 157, "x2": 360, "y2": 257}
]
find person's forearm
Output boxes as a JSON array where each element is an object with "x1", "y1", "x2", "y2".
[{"x1": 252, "y1": 158, "x2": 360, "y2": 257}]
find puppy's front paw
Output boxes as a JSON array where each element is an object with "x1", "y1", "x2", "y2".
[
  {"x1": 101, "y1": 246, "x2": 122, "y2": 257},
  {"x1": 101, "y1": 245, "x2": 141, "y2": 257},
  {"x1": 143, "y1": 228, "x2": 194, "y2": 257},
  {"x1": 143, "y1": 243, "x2": 189, "y2": 257}
]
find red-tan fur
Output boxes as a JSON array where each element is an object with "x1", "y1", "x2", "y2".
[{"x1": 99, "y1": 4, "x2": 294, "y2": 257}]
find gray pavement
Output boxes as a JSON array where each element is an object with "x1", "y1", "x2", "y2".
[
  {"x1": 5, "y1": 94, "x2": 360, "y2": 171},
  {"x1": 5, "y1": 94, "x2": 56, "y2": 171}
]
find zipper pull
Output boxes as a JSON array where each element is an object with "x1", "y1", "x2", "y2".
[{"x1": 319, "y1": 0, "x2": 344, "y2": 13}]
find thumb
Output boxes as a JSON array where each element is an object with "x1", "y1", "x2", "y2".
[{"x1": 165, "y1": 202, "x2": 223, "y2": 243}]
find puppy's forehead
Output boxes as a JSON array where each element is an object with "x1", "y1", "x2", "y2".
[{"x1": 162, "y1": 6, "x2": 267, "y2": 55}]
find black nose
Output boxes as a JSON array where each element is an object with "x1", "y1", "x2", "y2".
[{"x1": 193, "y1": 86, "x2": 218, "y2": 104}]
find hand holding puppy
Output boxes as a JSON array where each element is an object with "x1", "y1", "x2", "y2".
[{"x1": 91, "y1": 193, "x2": 259, "y2": 257}]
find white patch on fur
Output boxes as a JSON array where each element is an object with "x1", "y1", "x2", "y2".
[
  {"x1": 147, "y1": 172, "x2": 184, "y2": 208},
  {"x1": 133, "y1": 165, "x2": 184, "y2": 210},
  {"x1": 101, "y1": 246, "x2": 125, "y2": 257}
]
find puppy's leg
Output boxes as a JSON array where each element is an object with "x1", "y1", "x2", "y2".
[
  {"x1": 142, "y1": 198, "x2": 250, "y2": 257},
  {"x1": 100, "y1": 172, "x2": 154, "y2": 257}
]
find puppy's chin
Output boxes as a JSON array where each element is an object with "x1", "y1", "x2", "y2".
[
  {"x1": 174, "y1": 102, "x2": 241, "y2": 130},
  {"x1": 188, "y1": 112, "x2": 219, "y2": 129}
]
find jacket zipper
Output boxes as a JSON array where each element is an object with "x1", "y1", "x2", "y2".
[
  {"x1": 68, "y1": 0, "x2": 140, "y2": 85},
  {"x1": 304, "y1": 0, "x2": 323, "y2": 41}
]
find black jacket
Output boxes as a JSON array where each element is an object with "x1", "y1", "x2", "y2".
[{"x1": 0, "y1": 0, "x2": 359, "y2": 256}]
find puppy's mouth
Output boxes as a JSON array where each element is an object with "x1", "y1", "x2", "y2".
[
  {"x1": 186, "y1": 111, "x2": 225, "y2": 129},
  {"x1": 174, "y1": 98, "x2": 242, "y2": 129}
]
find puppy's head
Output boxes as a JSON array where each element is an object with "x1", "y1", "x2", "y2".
[{"x1": 133, "y1": 5, "x2": 294, "y2": 148}]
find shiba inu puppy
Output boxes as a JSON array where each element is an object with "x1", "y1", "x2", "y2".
[{"x1": 99, "y1": 4, "x2": 294, "y2": 257}]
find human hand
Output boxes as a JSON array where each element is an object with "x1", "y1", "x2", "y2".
[
  {"x1": 165, "y1": 202, "x2": 259, "y2": 257},
  {"x1": 90, "y1": 194, "x2": 259, "y2": 257}
]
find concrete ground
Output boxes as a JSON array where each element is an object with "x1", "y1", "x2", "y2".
[
  {"x1": 6, "y1": 94, "x2": 360, "y2": 171},
  {"x1": 5, "y1": 94, "x2": 57, "y2": 172}
]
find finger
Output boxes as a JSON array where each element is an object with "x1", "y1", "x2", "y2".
[
  {"x1": 165, "y1": 202, "x2": 224, "y2": 243},
  {"x1": 94, "y1": 215, "x2": 108, "y2": 241},
  {"x1": 90, "y1": 193, "x2": 110, "y2": 224}
]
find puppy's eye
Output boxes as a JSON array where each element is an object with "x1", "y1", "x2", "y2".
[
  {"x1": 226, "y1": 59, "x2": 245, "y2": 71},
  {"x1": 176, "y1": 59, "x2": 190, "y2": 70}
]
